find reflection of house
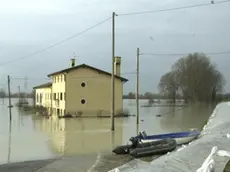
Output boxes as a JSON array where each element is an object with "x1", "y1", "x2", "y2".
[
  {"x1": 33, "y1": 57, "x2": 128, "y2": 117},
  {"x1": 32, "y1": 117, "x2": 124, "y2": 155}
]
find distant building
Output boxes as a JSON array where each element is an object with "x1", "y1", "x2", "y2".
[{"x1": 33, "y1": 57, "x2": 128, "y2": 117}]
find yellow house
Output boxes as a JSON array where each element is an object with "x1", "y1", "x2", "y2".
[
  {"x1": 33, "y1": 57, "x2": 128, "y2": 117},
  {"x1": 33, "y1": 82, "x2": 52, "y2": 114}
]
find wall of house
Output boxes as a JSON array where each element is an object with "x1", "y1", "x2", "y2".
[
  {"x1": 65, "y1": 67, "x2": 123, "y2": 116},
  {"x1": 35, "y1": 87, "x2": 52, "y2": 112},
  {"x1": 51, "y1": 74, "x2": 66, "y2": 117}
]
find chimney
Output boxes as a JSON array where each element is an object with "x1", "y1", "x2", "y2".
[
  {"x1": 70, "y1": 58, "x2": 75, "y2": 67},
  {"x1": 114, "y1": 56, "x2": 121, "y2": 76}
]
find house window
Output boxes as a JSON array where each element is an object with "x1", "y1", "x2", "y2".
[
  {"x1": 40, "y1": 93, "x2": 42, "y2": 103},
  {"x1": 36, "y1": 94, "x2": 39, "y2": 102},
  {"x1": 81, "y1": 99, "x2": 86, "y2": 104},
  {"x1": 81, "y1": 82, "x2": 86, "y2": 87},
  {"x1": 54, "y1": 77, "x2": 56, "y2": 83},
  {"x1": 60, "y1": 93, "x2": 63, "y2": 100},
  {"x1": 54, "y1": 93, "x2": 56, "y2": 100}
]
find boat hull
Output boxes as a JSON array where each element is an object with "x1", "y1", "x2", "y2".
[
  {"x1": 141, "y1": 135, "x2": 198, "y2": 145},
  {"x1": 137, "y1": 130, "x2": 200, "y2": 145},
  {"x1": 129, "y1": 139, "x2": 177, "y2": 158},
  {"x1": 112, "y1": 139, "x2": 176, "y2": 155}
]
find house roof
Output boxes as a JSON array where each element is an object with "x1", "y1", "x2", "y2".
[
  {"x1": 47, "y1": 63, "x2": 128, "y2": 82},
  {"x1": 33, "y1": 82, "x2": 52, "y2": 89}
]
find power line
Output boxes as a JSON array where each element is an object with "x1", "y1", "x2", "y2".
[
  {"x1": 10, "y1": 72, "x2": 136, "y2": 81},
  {"x1": 143, "y1": 51, "x2": 230, "y2": 56},
  {"x1": 10, "y1": 77, "x2": 50, "y2": 81},
  {"x1": 1, "y1": 0, "x2": 228, "y2": 67},
  {"x1": 0, "y1": 16, "x2": 112, "y2": 67},
  {"x1": 118, "y1": 0, "x2": 230, "y2": 16}
]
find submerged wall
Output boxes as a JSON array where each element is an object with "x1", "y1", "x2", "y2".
[{"x1": 111, "y1": 102, "x2": 230, "y2": 172}]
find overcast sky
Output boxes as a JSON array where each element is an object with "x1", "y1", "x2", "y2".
[{"x1": 0, "y1": 0, "x2": 230, "y2": 94}]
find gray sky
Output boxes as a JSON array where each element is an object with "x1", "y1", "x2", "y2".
[{"x1": 0, "y1": 0, "x2": 230, "y2": 94}]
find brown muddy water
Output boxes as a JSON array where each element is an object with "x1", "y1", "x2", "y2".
[{"x1": 0, "y1": 98, "x2": 214, "y2": 171}]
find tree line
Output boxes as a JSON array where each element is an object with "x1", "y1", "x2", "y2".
[
  {"x1": 1, "y1": 54, "x2": 228, "y2": 104},
  {"x1": 124, "y1": 53, "x2": 229, "y2": 103},
  {"x1": 123, "y1": 92, "x2": 183, "y2": 99},
  {"x1": 0, "y1": 89, "x2": 33, "y2": 98},
  {"x1": 158, "y1": 52, "x2": 226, "y2": 103}
]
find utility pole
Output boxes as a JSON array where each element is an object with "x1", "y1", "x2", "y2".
[
  {"x1": 136, "y1": 48, "x2": 140, "y2": 125},
  {"x1": 18, "y1": 85, "x2": 21, "y2": 130},
  {"x1": 111, "y1": 12, "x2": 116, "y2": 131},
  {"x1": 7, "y1": 75, "x2": 12, "y2": 122},
  {"x1": 7, "y1": 121, "x2": 12, "y2": 163}
]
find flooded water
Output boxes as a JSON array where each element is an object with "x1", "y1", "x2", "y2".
[{"x1": 0, "y1": 98, "x2": 214, "y2": 170}]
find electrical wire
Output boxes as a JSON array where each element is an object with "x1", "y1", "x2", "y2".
[
  {"x1": 118, "y1": 0, "x2": 230, "y2": 16},
  {"x1": 1, "y1": 0, "x2": 229, "y2": 67},
  {"x1": 0, "y1": 16, "x2": 112, "y2": 67},
  {"x1": 142, "y1": 51, "x2": 230, "y2": 56},
  {"x1": 10, "y1": 77, "x2": 50, "y2": 81},
  {"x1": 0, "y1": 0, "x2": 229, "y2": 66},
  {"x1": 10, "y1": 72, "x2": 136, "y2": 81}
]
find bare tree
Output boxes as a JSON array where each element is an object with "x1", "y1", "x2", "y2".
[
  {"x1": 0, "y1": 89, "x2": 6, "y2": 98},
  {"x1": 158, "y1": 71, "x2": 178, "y2": 103},
  {"x1": 168, "y1": 52, "x2": 226, "y2": 102}
]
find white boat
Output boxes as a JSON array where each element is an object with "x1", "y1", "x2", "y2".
[
  {"x1": 140, "y1": 135, "x2": 198, "y2": 145},
  {"x1": 137, "y1": 129, "x2": 200, "y2": 145}
]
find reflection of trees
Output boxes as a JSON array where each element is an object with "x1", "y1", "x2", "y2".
[
  {"x1": 31, "y1": 117, "x2": 124, "y2": 156},
  {"x1": 157, "y1": 106, "x2": 177, "y2": 131},
  {"x1": 159, "y1": 103, "x2": 213, "y2": 131}
]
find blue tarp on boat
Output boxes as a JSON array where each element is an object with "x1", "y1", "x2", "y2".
[{"x1": 139, "y1": 131, "x2": 200, "y2": 139}]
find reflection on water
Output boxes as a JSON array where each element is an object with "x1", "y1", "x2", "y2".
[
  {"x1": 158, "y1": 103, "x2": 214, "y2": 132},
  {"x1": 0, "y1": 99, "x2": 56, "y2": 165},
  {"x1": 32, "y1": 116, "x2": 124, "y2": 156},
  {"x1": 0, "y1": 98, "x2": 214, "y2": 165},
  {"x1": 7, "y1": 122, "x2": 12, "y2": 163}
]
